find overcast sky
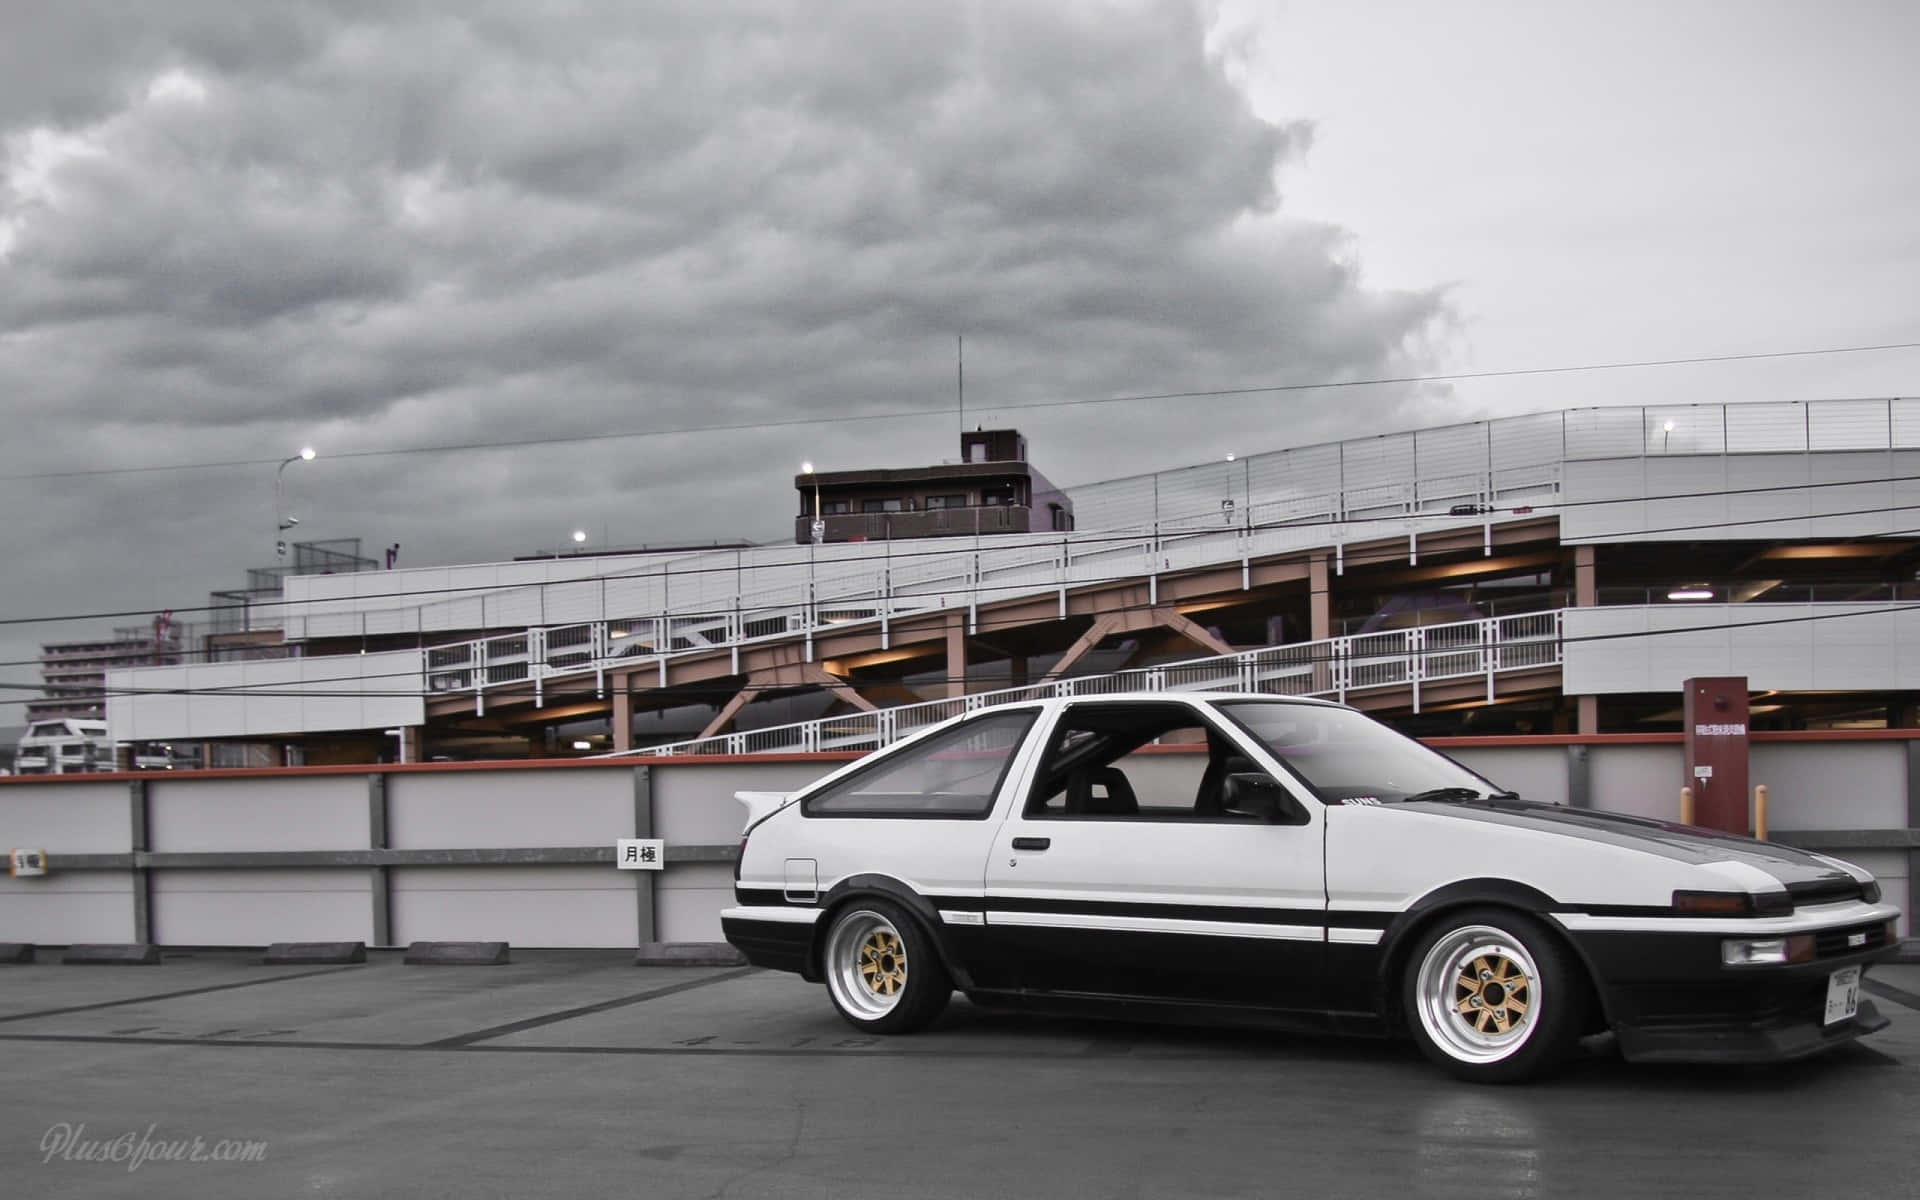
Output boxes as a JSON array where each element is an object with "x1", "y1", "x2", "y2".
[{"x1": 3, "y1": 0, "x2": 1918, "y2": 707}]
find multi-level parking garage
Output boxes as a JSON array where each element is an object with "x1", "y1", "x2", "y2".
[
  {"x1": 9, "y1": 400, "x2": 1919, "y2": 966},
  {"x1": 106, "y1": 397, "x2": 1920, "y2": 761}
]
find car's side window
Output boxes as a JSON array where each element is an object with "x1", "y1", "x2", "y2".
[
  {"x1": 1025, "y1": 702, "x2": 1286, "y2": 822},
  {"x1": 804, "y1": 709, "x2": 1037, "y2": 819}
]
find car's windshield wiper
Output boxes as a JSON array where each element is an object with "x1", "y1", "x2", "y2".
[{"x1": 1399, "y1": 786, "x2": 1517, "y2": 805}]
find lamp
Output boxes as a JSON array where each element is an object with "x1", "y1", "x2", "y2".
[
  {"x1": 274, "y1": 446, "x2": 317, "y2": 557},
  {"x1": 801, "y1": 462, "x2": 824, "y2": 545}
]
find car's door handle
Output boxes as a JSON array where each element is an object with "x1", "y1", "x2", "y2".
[{"x1": 1011, "y1": 837, "x2": 1051, "y2": 851}]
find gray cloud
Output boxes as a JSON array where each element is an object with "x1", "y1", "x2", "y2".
[{"x1": 0, "y1": 0, "x2": 1447, "y2": 700}]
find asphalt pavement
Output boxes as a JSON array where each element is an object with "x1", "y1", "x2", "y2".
[{"x1": 2, "y1": 950, "x2": 1917, "y2": 1199}]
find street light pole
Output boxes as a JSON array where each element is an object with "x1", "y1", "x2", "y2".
[
  {"x1": 801, "y1": 461, "x2": 824, "y2": 545},
  {"x1": 274, "y1": 446, "x2": 316, "y2": 557}
]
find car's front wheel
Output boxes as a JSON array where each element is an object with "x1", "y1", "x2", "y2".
[
  {"x1": 821, "y1": 900, "x2": 951, "y2": 1034},
  {"x1": 1403, "y1": 908, "x2": 1584, "y2": 1083}
]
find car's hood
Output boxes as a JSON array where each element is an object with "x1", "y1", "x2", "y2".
[{"x1": 1395, "y1": 796, "x2": 1864, "y2": 893}]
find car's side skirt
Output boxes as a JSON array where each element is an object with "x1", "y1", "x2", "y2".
[{"x1": 965, "y1": 988, "x2": 1392, "y2": 1040}]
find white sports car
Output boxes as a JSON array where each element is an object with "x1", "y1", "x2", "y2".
[{"x1": 721, "y1": 693, "x2": 1899, "y2": 1081}]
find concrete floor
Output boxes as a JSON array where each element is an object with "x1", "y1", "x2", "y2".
[{"x1": 2, "y1": 951, "x2": 1917, "y2": 1199}]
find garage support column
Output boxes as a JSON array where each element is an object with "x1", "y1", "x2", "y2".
[
  {"x1": 369, "y1": 773, "x2": 392, "y2": 948},
  {"x1": 945, "y1": 613, "x2": 967, "y2": 699},
  {"x1": 1309, "y1": 554, "x2": 1331, "y2": 642},
  {"x1": 129, "y1": 779, "x2": 151, "y2": 945},
  {"x1": 1565, "y1": 745, "x2": 1591, "y2": 809},
  {"x1": 633, "y1": 766, "x2": 656, "y2": 944},
  {"x1": 1573, "y1": 545, "x2": 1598, "y2": 733},
  {"x1": 1907, "y1": 742, "x2": 1919, "y2": 940},
  {"x1": 1309, "y1": 554, "x2": 1332, "y2": 693},
  {"x1": 612, "y1": 684, "x2": 633, "y2": 753}
]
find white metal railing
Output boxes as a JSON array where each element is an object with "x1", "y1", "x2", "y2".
[
  {"x1": 413, "y1": 491, "x2": 1553, "y2": 711},
  {"x1": 612, "y1": 610, "x2": 1565, "y2": 759},
  {"x1": 208, "y1": 396, "x2": 1919, "y2": 714}
]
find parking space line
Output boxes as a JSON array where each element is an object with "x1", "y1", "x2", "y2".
[
  {"x1": 0, "y1": 1029, "x2": 1284, "y2": 1061},
  {"x1": 425, "y1": 966, "x2": 761, "y2": 1048},
  {"x1": 1864, "y1": 979, "x2": 1920, "y2": 1012},
  {"x1": 0, "y1": 966, "x2": 365, "y2": 1025}
]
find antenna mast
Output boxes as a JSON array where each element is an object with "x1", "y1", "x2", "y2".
[{"x1": 957, "y1": 334, "x2": 964, "y2": 438}]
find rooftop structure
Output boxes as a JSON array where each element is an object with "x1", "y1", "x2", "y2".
[{"x1": 796, "y1": 428, "x2": 1073, "y2": 544}]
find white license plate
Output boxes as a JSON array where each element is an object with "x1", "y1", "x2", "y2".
[{"x1": 1824, "y1": 966, "x2": 1862, "y2": 1026}]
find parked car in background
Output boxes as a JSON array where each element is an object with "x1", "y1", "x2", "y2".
[
  {"x1": 12, "y1": 718, "x2": 113, "y2": 775},
  {"x1": 724, "y1": 693, "x2": 1899, "y2": 1082}
]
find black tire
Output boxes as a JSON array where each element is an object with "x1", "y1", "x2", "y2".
[
  {"x1": 1401, "y1": 906, "x2": 1585, "y2": 1084},
  {"x1": 819, "y1": 898, "x2": 952, "y2": 1034}
]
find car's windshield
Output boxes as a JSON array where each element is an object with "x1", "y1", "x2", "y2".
[{"x1": 1216, "y1": 701, "x2": 1497, "y2": 803}]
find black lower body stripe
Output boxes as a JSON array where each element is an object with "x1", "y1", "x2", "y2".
[{"x1": 735, "y1": 887, "x2": 1393, "y2": 930}]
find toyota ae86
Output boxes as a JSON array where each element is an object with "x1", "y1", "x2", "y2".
[{"x1": 721, "y1": 693, "x2": 1899, "y2": 1082}]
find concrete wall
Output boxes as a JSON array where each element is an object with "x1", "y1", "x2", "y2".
[
  {"x1": 107, "y1": 649, "x2": 426, "y2": 742},
  {"x1": 1564, "y1": 603, "x2": 1920, "y2": 695},
  {"x1": 389, "y1": 865, "x2": 637, "y2": 949},
  {"x1": 1561, "y1": 449, "x2": 1920, "y2": 544},
  {"x1": 2, "y1": 738, "x2": 1913, "y2": 946},
  {"x1": 150, "y1": 775, "x2": 368, "y2": 852},
  {"x1": 0, "y1": 781, "x2": 137, "y2": 943},
  {"x1": 153, "y1": 869, "x2": 371, "y2": 946}
]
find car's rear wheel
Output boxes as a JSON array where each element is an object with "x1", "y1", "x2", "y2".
[
  {"x1": 821, "y1": 900, "x2": 951, "y2": 1033},
  {"x1": 1404, "y1": 908, "x2": 1583, "y2": 1083}
]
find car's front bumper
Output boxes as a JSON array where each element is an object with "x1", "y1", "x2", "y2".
[
  {"x1": 1562, "y1": 914, "x2": 1899, "y2": 1065},
  {"x1": 1613, "y1": 997, "x2": 1889, "y2": 1064}
]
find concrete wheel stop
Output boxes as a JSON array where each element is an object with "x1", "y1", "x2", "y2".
[
  {"x1": 404, "y1": 941, "x2": 510, "y2": 965},
  {"x1": 63, "y1": 944, "x2": 162, "y2": 965},
  {"x1": 635, "y1": 942, "x2": 747, "y2": 967},
  {"x1": 0, "y1": 943, "x2": 35, "y2": 964},
  {"x1": 264, "y1": 941, "x2": 367, "y2": 965}
]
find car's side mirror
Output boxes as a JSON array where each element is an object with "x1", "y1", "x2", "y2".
[{"x1": 1222, "y1": 772, "x2": 1297, "y2": 823}]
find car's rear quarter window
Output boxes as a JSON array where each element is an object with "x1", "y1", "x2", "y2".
[{"x1": 803, "y1": 709, "x2": 1037, "y2": 818}]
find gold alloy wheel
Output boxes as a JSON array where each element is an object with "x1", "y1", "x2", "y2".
[
  {"x1": 825, "y1": 909, "x2": 912, "y2": 1022},
  {"x1": 1452, "y1": 953, "x2": 1531, "y2": 1035},
  {"x1": 1414, "y1": 924, "x2": 1545, "y2": 1064},
  {"x1": 858, "y1": 929, "x2": 908, "y2": 996}
]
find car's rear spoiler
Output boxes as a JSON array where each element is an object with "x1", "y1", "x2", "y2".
[{"x1": 735, "y1": 790, "x2": 792, "y2": 827}]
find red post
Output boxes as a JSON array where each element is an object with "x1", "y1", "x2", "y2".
[{"x1": 1682, "y1": 676, "x2": 1750, "y2": 833}]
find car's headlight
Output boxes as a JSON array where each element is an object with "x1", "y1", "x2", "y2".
[
  {"x1": 1721, "y1": 934, "x2": 1815, "y2": 966},
  {"x1": 1862, "y1": 879, "x2": 1881, "y2": 905}
]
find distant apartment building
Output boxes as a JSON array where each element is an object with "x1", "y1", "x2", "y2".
[
  {"x1": 29, "y1": 624, "x2": 181, "y2": 722},
  {"x1": 795, "y1": 428, "x2": 1074, "y2": 544}
]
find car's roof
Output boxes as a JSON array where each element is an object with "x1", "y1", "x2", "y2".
[{"x1": 976, "y1": 691, "x2": 1347, "y2": 710}]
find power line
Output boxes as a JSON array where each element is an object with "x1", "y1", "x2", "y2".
[
  {"x1": 12, "y1": 461, "x2": 1920, "y2": 632},
  {"x1": 6, "y1": 339, "x2": 1919, "y2": 483}
]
